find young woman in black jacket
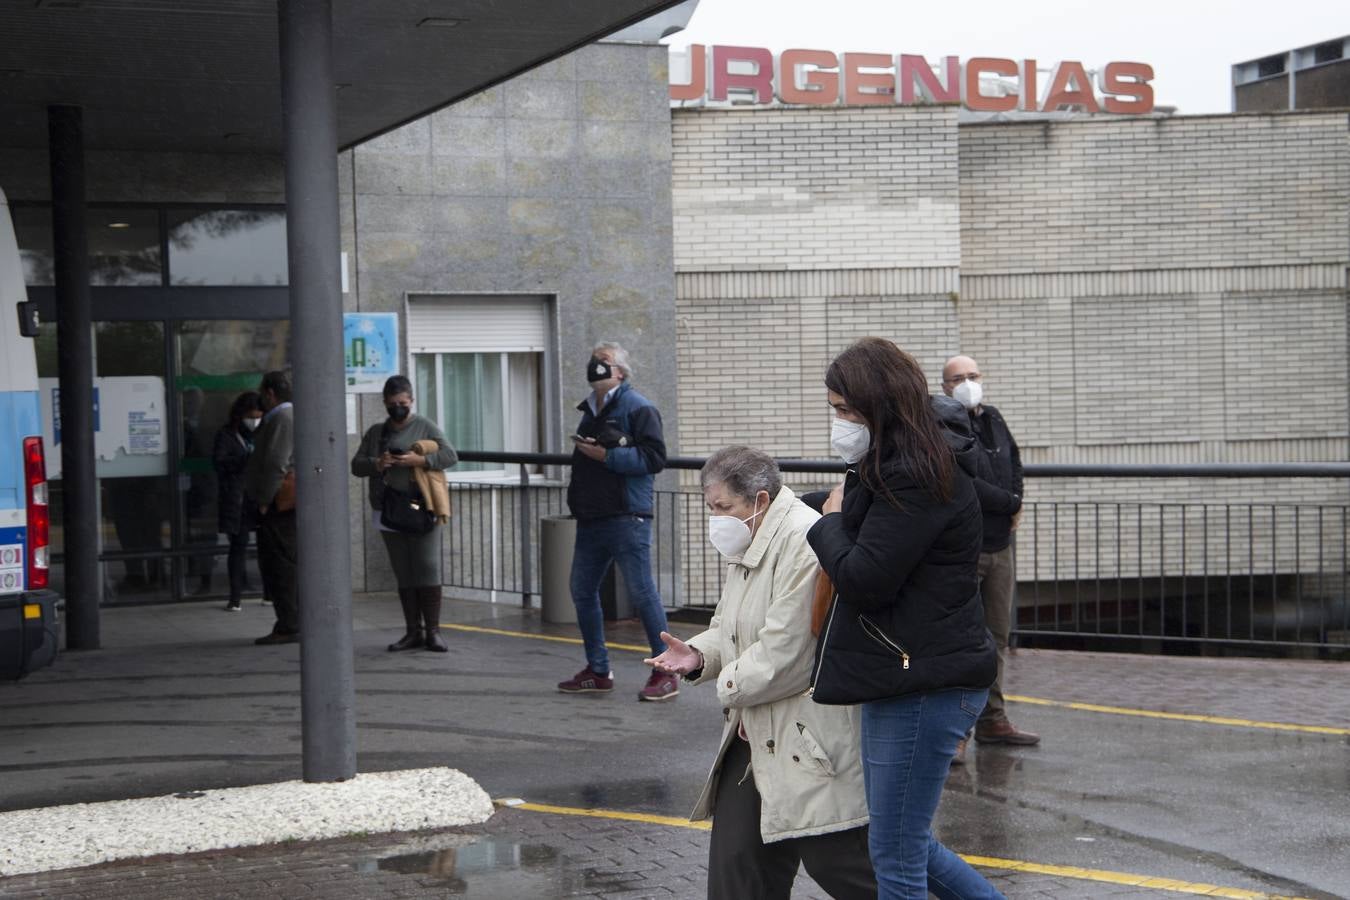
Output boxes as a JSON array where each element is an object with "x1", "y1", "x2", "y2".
[
  {"x1": 212, "y1": 391, "x2": 264, "y2": 611},
  {"x1": 806, "y1": 338, "x2": 1001, "y2": 900}
]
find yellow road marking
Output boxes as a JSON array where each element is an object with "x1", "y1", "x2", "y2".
[
  {"x1": 505, "y1": 800, "x2": 710, "y2": 830},
  {"x1": 445, "y1": 621, "x2": 1344, "y2": 736},
  {"x1": 962, "y1": 855, "x2": 1301, "y2": 899},
  {"x1": 1004, "y1": 694, "x2": 1350, "y2": 737},
  {"x1": 442, "y1": 622, "x2": 650, "y2": 653},
  {"x1": 501, "y1": 801, "x2": 1302, "y2": 899}
]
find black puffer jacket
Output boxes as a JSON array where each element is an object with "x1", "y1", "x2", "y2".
[{"x1": 805, "y1": 396, "x2": 997, "y2": 703}]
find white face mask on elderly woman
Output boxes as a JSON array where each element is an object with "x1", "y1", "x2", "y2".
[{"x1": 708, "y1": 500, "x2": 766, "y2": 559}]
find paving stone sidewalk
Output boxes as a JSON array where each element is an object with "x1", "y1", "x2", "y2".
[
  {"x1": 2, "y1": 595, "x2": 1344, "y2": 899},
  {"x1": 1, "y1": 806, "x2": 1165, "y2": 899},
  {"x1": 1001, "y1": 646, "x2": 1350, "y2": 728}
]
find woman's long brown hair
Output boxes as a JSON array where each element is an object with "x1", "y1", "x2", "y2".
[{"x1": 825, "y1": 337, "x2": 954, "y2": 506}]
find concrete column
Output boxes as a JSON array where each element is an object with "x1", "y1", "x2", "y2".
[
  {"x1": 278, "y1": 0, "x2": 356, "y2": 782},
  {"x1": 48, "y1": 105, "x2": 99, "y2": 651}
]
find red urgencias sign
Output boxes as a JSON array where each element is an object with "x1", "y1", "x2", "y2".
[{"x1": 670, "y1": 45, "x2": 1154, "y2": 114}]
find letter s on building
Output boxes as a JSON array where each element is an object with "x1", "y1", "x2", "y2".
[{"x1": 1102, "y1": 62, "x2": 1154, "y2": 115}]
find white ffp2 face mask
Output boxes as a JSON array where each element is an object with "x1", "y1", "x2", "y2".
[
  {"x1": 708, "y1": 499, "x2": 766, "y2": 559},
  {"x1": 830, "y1": 418, "x2": 871, "y2": 465},
  {"x1": 242, "y1": 417, "x2": 262, "y2": 431},
  {"x1": 953, "y1": 380, "x2": 983, "y2": 410}
]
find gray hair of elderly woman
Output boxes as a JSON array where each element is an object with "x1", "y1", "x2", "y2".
[{"x1": 700, "y1": 446, "x2": 782, "y2": 502}]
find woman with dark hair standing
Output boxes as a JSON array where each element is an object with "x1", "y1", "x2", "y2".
[
  {"x1": 806, "y1": 337, "x2": 1001, "y2": 899},
  {"x1": 351, "y1": 375, "x2": 458, "y2": 652},
  {"x1": 212, "y1": 391, "x2": 264, "y2": 611}
]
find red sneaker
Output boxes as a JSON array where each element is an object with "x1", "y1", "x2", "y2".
[
  {"x1": 638, "y1": 671, "x2": 679, "y2": 702},
  {"x1": 557, "y1": 666, "x2": 614, "y2": 693}
]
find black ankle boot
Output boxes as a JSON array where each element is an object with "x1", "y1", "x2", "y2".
[
  {"x1": 421, "y1": 586, "x2": 447, "y2": 653},
  {"x1": 388, "y1": 588, "x2": 424, "y2": 651}
]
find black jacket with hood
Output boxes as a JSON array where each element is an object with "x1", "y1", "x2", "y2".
[{"x1": 804, "y1": 395, "x2": 997, "y2": 703}]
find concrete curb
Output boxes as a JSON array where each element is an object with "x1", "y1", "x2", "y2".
[{"x1": 0, "y1": 767, "x2": 494, "y2": 877}]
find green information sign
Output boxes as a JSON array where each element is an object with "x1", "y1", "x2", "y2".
[{"x1": 343, "y1": 313, "x2": 398, "y2": 393}]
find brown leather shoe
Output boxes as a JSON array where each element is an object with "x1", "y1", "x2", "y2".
[
  {"x1": 951, "y1": 738, "x2": 968, "y2": 765},
  {"x1": 974, "y1": 719, "x2": 1040, "y2": 746}
]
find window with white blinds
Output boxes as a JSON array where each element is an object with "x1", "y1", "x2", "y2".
[{"x1": 406, "y1": 295, "x2": 549, "y2": 476}]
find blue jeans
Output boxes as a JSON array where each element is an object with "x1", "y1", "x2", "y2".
[
  {"x1": 861, "y1": 689, "x2": 1004, "y2": 900},
  {"x1": 569, "y1": 515, "x2": 668, "y2": 674}
]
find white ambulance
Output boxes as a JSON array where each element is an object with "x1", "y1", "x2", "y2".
[{"x1": 0, "y1": 186, "x2": 60, "y2": 679}]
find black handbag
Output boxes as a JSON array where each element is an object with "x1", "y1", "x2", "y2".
[
  {"x1": 377, "y1": 422, "x2": 435, "y2": 535},
  {"x1": 380, "y1": 484, "x2": 435, "y2": 534}
]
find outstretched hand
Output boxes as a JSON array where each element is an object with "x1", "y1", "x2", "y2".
[{"x1": 644, "y1": 631, "x2": 702, "y2": 675}]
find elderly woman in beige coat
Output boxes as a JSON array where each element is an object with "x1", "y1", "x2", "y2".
[{"x1": 646, "y1": 446, "x2": 875, "y2": 899}]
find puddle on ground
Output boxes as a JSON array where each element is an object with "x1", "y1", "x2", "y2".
[{"x1": 353, "y1": 838, "x2": 642, "y2": 896}]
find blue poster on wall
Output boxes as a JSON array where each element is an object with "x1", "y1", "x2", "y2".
[{"x1": 343, "y1": 313, "x2": 399, "y2": 393}]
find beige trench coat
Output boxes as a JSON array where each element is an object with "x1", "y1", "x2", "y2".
[{"x1": 685, "y1": 486, "x2": 868, "y2": 843}]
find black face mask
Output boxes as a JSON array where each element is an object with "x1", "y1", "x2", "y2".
[
  {"x1": 586, "y1": 356, "x2": 613, "y2": 384},
  {"x1": 386, "y1": 404, "x2": 411, "y2": 422}
]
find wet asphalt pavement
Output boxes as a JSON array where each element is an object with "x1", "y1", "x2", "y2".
[{"x1": 0, "y1": 593, "x2": 1347, "y2": 898}]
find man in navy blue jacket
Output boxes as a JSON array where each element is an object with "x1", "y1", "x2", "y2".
[{"x1": 559, "y1": 343, "x2": 676, "y2": 701}]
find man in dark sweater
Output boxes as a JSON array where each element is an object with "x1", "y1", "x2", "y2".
[
  {"x1": 943, "y1": 355, "x2": 1040, "y2": 756},
  {"x1": 244, "y1": 370, "x2": 298, "y2": 645}
]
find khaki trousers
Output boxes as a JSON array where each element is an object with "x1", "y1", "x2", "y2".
[{"x1": 977, "y1": 545, "x2": 1015, "y2": 724}]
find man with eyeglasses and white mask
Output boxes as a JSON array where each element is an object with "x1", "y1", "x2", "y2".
[{"x1": 942, "y1": 355, "x2": 1040, "y2": 760}]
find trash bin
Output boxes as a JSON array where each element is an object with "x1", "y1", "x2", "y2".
[
  {"x1": 601, "y1": 563, "x2": 631, "y2": 621},
  {"x1": 541, "y1": 515, "x2": 577, "y2": 625},
  {"x1": 540, "y1": 515, "x2": 631, "y2": 624}
]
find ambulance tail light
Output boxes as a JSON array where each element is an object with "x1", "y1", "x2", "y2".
[{"x1": 23, "y1": 436, "x2": 49, "y2": 590}]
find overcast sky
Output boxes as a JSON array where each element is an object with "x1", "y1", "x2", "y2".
[{"x1": 662, "y1": 0, "x2": 1348, "y2": 114}]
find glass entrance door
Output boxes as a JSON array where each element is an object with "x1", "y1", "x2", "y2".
[
  {"x1": 174, "y1": 320, "x2": 291, "y2": 602},
  {"x1": 14, "y1": 201, "x2": 292, "y2": 606}
]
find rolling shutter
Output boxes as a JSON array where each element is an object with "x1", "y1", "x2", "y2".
[{"x1": 406, "y1": 294, "x2": 549, "y2": 353}]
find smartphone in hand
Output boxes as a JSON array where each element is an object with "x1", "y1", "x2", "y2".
[{"x1": 570, "y1": 434, "x2": 591, "y2": 443}]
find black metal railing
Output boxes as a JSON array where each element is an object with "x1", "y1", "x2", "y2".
[{"x1": 445, "y1": 452, "x2": 1350, "y2": 653}]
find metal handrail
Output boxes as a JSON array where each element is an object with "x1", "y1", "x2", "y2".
[
  {"x1": 458, "y1": 449, "x2": 844, "y2": 473},
  {"x1": 457, "y1": 450, "x2": 1350, "y2": 479},
  {"x1": 445, "y1": 450, "x2": 1350, "y2": 655}
]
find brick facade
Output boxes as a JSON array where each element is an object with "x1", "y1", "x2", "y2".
[
  {"x1": 672, "y1": 105, "x2": 964, "y2": 467},
  {"x1": 673, "y1": 107, "x2": 1349, "y2": 468},
  {"x1": 672, "y1": 107, "x2": 1350, "y2": 586}
]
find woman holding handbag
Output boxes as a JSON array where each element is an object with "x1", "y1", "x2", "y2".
[
  {"x1": 351, "y1": 375, "x2": 457, "y2": 652},
  {"x1": 805, "y1": 338, "x2": 1001, "y2": 900}
]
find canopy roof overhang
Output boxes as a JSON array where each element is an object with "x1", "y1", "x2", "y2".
[{"x1": 0, "y1": 0, "x2": 686, "y2": 155}]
